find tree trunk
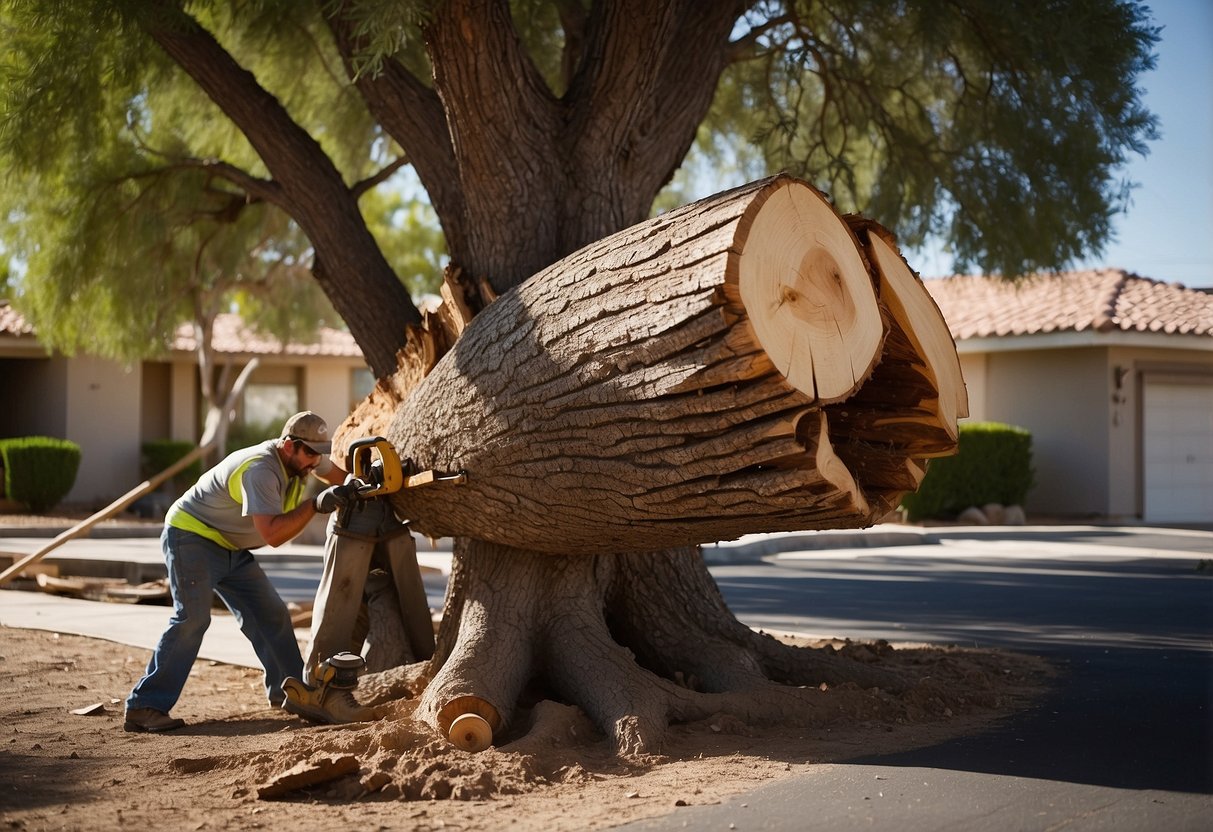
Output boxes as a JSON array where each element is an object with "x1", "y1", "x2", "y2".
[{"x1": 343, "y1": 175, "x2": 967, "y2": 754}]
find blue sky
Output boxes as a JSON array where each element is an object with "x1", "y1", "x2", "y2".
[
  {"x1": 1087, "y1": 0, "x2": 1213, "y2": 289},
  {"x1": 915, "y1": 0, "x2": 1213, "y2": 287}
]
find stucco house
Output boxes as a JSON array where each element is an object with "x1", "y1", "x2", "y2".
[
  {"x1": 4, "y1": 268, "x2": 1212, "y2": 524},
  {"x1": 925, "y1": 270, "x2": 1213, "y2": 524},
  {"x1": 0, "y1": 305, "x2": 370, "y2": 508}
]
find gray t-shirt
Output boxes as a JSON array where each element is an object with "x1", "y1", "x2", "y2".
[{"x1": 166, "y1": 440, "x2": 307, "y2": 550}]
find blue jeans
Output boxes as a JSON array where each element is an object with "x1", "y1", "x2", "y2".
[{"x1": 126, "y1": 526, "x2": 303, "y2": 713}]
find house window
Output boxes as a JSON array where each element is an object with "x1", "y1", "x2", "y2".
[
  {"x1": 351, "y1": 367, "x2": 374, "y2": 410},
  {"x1": 243, "y1": 383, "x2": 299, "y2": 429}
]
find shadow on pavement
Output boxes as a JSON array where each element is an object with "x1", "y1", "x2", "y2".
[{"x1": 715, "y1": 554, "x2": 1213, "y2": 794}]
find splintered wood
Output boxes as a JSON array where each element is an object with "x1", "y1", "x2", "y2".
[{"x1": 338, "y1": 175, "x2": 967, "y2": 554}]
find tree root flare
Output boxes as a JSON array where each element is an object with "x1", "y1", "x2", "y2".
[{"x1": 355, "y1": 540, "x2": 1045, "y2": 760}]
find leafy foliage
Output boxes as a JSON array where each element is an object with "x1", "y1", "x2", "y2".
[
  {"x1": 901, "y1": 422, "x2": 1036, "y2": 521},
  {"x1": 223, "y1": 418, "x2": 285, "y2": 457},
  {"x1": 698, "y1": 0, "x2": 1159, "y2": 277},
  {"x1": 0, "y1": 0, "x2": 440, "y2": 362},
  {"x1": 140, "y1": 439, "x2": 203, "y2": 491},
  {"x1": 360, "y1": 177, "x2": 448, "y2": 300},
  {"x1": 0, "y1": 0, "x2": 1161, "y2": 363}
]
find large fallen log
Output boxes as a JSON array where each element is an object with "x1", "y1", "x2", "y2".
[{"x1": 355, "y1": 175, "x2": 965, "y2": 554}]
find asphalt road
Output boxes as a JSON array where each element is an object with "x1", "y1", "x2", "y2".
[{"x1": 621, "y1": 526, "x2": 1213, "y2": 830}]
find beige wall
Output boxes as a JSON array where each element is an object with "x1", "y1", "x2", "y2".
[
  {"x1": 301, "y1": 363, "x2": 354, "y2": 435},
  {"x1": 982, "y1": 347, "x2": 1111, "y2": 517},
  {"x1": 63, "y1": 355, "x2": 144, "y2": 505}
]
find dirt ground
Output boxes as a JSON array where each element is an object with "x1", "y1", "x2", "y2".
[{"x1": 0, "y1": 616, "x2": 1051, "y2": 832}]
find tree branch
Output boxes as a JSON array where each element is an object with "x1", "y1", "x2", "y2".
[
  {"x1": 417, "y1": 0, "x2": 568, "y2": 286},
  {"x1": 323, "y1": 1, "x2": 468, "y2": 255},
  {"x1": 617, "y1": 2, "x2": 749, "y2": 210},
  {"x1": 350, "y1": 155, "x2": 409, "y2": 200},
  {"x1": 726, "y1": 11, "x2": 794, "y2": 63},
  {"x1": 139, "y1": 2, "x2": 421, "y2": 378}
]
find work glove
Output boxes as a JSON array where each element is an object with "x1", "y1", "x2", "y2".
[{"x1": 314, "y1": 483, "x2": 354, "y2": 514}]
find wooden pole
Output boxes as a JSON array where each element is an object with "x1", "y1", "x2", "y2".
[{"x1": 0, "y1": 442, "x2": 212, "y2": 586}]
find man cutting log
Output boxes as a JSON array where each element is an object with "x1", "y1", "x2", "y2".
[{"x1": 123, "y1": 411, "x2": 352, "y2": 733}]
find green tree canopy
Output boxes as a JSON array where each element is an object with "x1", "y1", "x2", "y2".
[
  {"x1": 681, "y1": 1, "x2": 1159, "y2": 274},
  {"x1": 1, "y1": 3, "x2": 1159, "y2": 365},
  {"x1": 0, "y1": 0, "x2": 444, "y2": 363}
]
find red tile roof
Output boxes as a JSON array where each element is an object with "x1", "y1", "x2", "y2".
[
  {"x1": 0, "y1": 303, "x2": 361, "y2": 357},
  {"x1": 170, "y1": 313, "x2": 362, "y2": 357},
  {"x1": 924, "y1": 270, "x2": 1213, "y2": 340}
]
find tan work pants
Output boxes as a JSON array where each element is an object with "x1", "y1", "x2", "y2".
[{"x1": 304, "y1": 498, "x2": 434, "y2": 685}]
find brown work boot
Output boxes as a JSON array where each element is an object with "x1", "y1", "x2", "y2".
[
  {"x1": 281, "y1": 677, "x2": 375, "y2": 725},
  {"x1": 124, "y1": 707, "x2": 185, "y2": 733}
]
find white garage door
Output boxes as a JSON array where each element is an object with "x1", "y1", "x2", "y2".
[{"x1": 1142, "y1": 379, "x2": 1213, "y2": 523}]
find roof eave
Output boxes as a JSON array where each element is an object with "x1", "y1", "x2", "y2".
[{"x1": 955, "y1": 330, "x2": 1213, "y2": 354}]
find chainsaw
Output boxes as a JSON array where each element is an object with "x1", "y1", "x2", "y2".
[{"x1": 339, "y1": 436, "x2": 466, "y2": 524}]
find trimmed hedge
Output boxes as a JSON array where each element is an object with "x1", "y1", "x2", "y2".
[
  {"x1": 141, "y1": 439, "x2": 203, "y2": 490},
  {"x1": 0, "y1": 436, "x2": 82, "y2": 512},
  {"x1": 901, "y1": 422, "x2": 1035, "y2": 521},
  {"x1": 224, "y1": 419, "x2": 282, "y2": 457}
]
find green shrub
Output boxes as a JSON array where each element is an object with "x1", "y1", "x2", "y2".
[
  {"x1": 141, "y1": 439, "x2": 202, "y2": 490},
  {"x1": 224, "y1": 419, "x2": 282, "y2": 457},
  {"x1": 0, "y1": 436, "x2": 82, "y2": 512},
  {"x1": 901, "y1": 422, "x2": 1035, "y2": 521}
]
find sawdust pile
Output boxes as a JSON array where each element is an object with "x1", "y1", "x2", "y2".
[{"x1": 224, "y1": 639, "x2": 1047, "y2": 804}]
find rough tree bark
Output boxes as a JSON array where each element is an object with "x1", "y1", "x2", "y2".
[
  {"x1": 387, "y1": 176, "x2": 890, "y2": 551},
  {"x1": 340, "y1": 175, "x2": 967, "y2": 755}
]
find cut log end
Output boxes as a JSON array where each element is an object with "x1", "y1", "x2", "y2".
[
  {"x1": 734, "y1": 181, "x2": 884, "y2": 403},
  {"x1": 447, "y1": 713, "x2": 494, "y2": 752},
  {"x1": 435, "y1": 694, "x2": 502, "y2": 752},
  {"x1": 866, "y1": 232, "x2": 969, "y2": 430}
]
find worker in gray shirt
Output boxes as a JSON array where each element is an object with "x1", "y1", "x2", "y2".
[{"x1": 124, "y1": 411, "x2": 353, "y2": 732}]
